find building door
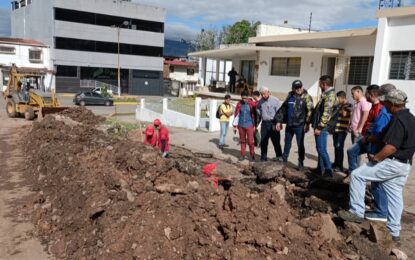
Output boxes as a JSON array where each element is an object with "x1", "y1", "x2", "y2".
[
  {"x1": 321, "y1": 57, "x2": 336, "y2": 80},
  {"x1": 241, "y1": 60, "x2": 255, "y2": 85},
  {"x1": 131, "y1": 70, "x2": 163, "y2": 96}
]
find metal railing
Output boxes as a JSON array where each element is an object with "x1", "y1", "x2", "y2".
[{"x1": 80, "y1": 80, "x2": 118, "y2": 94}]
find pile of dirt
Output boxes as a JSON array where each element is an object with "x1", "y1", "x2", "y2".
[
  {"x1": 58, "y1": 107, "x2": 104, "y2": 125},
  {"x1": 22, "y1": 110, "x2": 392, "y2": 259}
]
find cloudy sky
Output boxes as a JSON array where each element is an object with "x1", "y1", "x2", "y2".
[{"x1": 1, "y1": 0, "x2": 414, "y2": 40}]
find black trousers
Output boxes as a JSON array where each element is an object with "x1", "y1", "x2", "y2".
[{"x1": 260, "y1": 121, "x2": 282, "y2": 161}]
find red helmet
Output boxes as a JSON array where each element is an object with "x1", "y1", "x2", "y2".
[{"x1": 153, "y1": 119, "x2": 161, "y2": 127}]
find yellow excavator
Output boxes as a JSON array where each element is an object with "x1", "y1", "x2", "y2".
[{"x1": 3, "y1": 64, "x2": 67, "y2": 120}]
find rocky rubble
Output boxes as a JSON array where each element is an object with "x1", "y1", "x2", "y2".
[{"x1": 20, "y1": 108, "x2": 402, "y2": 259}]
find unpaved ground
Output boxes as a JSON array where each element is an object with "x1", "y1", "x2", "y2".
[{"x1": 0, "y1": 98, "x2": 52, "y2": 260}]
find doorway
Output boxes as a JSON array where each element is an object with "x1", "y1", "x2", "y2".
[{"x1": 321, "y1": 57, "x2": 336, "y2": 80}]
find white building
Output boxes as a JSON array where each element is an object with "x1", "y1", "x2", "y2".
[
  {"x1": 191, "y1": 7, "x2": 415, "y2": 112},
  {"x1": 0, "y1": 37, "x2": 54, "y2": 92},
  {"x1": 11, "y1": 0, "x2": 166, "y2": 95}
]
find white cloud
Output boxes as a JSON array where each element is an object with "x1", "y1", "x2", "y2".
[
  {"x1": 135, "y1": 0, "x2": 382, "y2": 29},
  {"x1": 0, "y1": 8, "x2": 11, "y2": 36}
]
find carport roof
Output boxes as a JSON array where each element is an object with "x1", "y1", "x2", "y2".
[{"x1": 188, "y1": 45, "x2": 340, "y2": 59}]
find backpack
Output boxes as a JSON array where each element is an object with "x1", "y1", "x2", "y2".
[{"x1": 216, "y1": 104, "x2": 222, "y2": 119}]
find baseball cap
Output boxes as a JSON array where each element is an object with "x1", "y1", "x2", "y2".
[
  {"x1": 153, "y1": 119, "x2": 161, "y2": 127},
  {"x1": 292, "y1": 80, "x2": 303, "y2": 88},
  {"x1": 145, "y1": 125, "x2": 155, "y2": 135},
  {"x1": 380, "y1": 89, "x2": 408, "y2": 105},
  {"x1": 379, "y1": 84, "x2": 396, "y2": 97}
]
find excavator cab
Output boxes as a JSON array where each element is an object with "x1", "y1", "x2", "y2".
[{"x1": 3, "y1": 64, "x2": 67, "y2": 120}]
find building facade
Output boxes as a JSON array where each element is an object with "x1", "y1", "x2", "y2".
[
  {"x1": 191, "y1": 7, "x2": 415, "y2": 112},
  {"x1": 11, "y1": 0, "x2": 166, "y2": 95},
  {"x1": 0, "y1": 37, "x2": 53, "y2": 92}
]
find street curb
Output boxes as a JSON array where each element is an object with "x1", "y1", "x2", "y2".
[{"x1": 114, "y1": 102, "x2": 139, "y2": 105}]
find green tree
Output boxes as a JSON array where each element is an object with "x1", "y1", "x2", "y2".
[
  {"x1": 194, "y1": 29, "x2": 217, "y2": 51},
  {"x1": 223, "y1": 20, "x2": 260, "y2": 44}
]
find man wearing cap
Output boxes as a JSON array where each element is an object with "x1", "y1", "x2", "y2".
[
  {"x1": 256, "y1": 87, "x2": 283, "y2": 161},
  {"x1": 144, "y1": 124, "x2": 158, "y2": 147},
  {"x1": 274, "y1": 80, "x2": 313, "y2": 170},
  {"x1": 339, "y1": 89, "x2": 415, "y2": 242},
  {"x1": 153, "y1": 119, "x2": 170, "y2": 158}
]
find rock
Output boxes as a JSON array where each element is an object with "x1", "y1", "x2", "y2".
[
  {"x1": 155, "y1": 184, "x2": 187, "y2": 195},
  {"x1": 253, "y1": 162, "x2": 284, "y2": 182},
  {"x1": 164, "y1": 227, "x2": 172, "y2": 240},
  {"x1": 282, "y1": 247, "x2": 289, "y2": 255},
  {"x1": 49, "y1": 240, "x2": 66, "y2": 258},
  {"x1": 272, "y1": 184, "x2": 286, "y2": 202},
  {"x1": 344, "y1": 253, "x2": 360, "y2": 260},
  {"x1": 391, "y1": 248, "x2": 408, "y2": 260},
  {"x1": 368, "y1": 222, "x2": 390, "y2": 244},
  {"x1": 106, "y1": 145, "x2": 114, "y2": 151},
  {"x1": 187, "y1": 181, "x2": 199, "y2": 191},
  {"x1": 283, "y1": 167, "x2": 308, "y2": 183},
  {"x1": 344, "y1": 222, "x2": 363, "y2": 234},
  {"x1": 304, "y1": 195, "x2": 331, "y2": 213},
  {"x1": 301, "y1": 213, "x2": 341, "y2": 243}
]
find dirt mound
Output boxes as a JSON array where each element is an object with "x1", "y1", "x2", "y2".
[
  {"x1": 59, "y1": 107, "x2": 104, "y2": 125},
  {"x1": 22, "y1": 110, "x2": 391, "y2": 259}
]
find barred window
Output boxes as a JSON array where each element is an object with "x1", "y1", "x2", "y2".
[
  {"x1": 389, "y1": 51, "x2": 415, "y2": 80},
  {"x1": 271, "y1": 57, "x2": 301, "y2": 77},
  {"x1": 0, "y1": 45, "x2": 15, "y2": 54},
  {"x1": 348, "y1": 56, "x2": 373, "y2": 85},
  {"x1": 29, "y1": 49, "x2": 42, "y2": 62}
]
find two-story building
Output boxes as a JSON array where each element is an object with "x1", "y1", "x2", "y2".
[{"x1": 0, "y1": 37, "x2": 53, "y2": 92}]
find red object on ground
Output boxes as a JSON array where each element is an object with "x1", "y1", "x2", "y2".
[{"x1": 202, "y1": 163, "x2": 217, "y2": 177}]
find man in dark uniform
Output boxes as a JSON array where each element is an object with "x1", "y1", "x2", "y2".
[
  {"x1": 339, "y1": 89, "x2": 415, "y2": 242},
  {"x1": 228, "y1": 67, "x2": 238, "y2": 93}
]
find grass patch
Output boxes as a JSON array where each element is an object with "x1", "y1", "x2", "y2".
[
  {"x1": 113, "y1": 98, "x2": 139, "y2": 103},
  {"x1": 104, "y1": 118, "x2": 143, "y2": 137}
]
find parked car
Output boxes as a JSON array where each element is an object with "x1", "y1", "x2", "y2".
[
  {"x1": 73, "y1": 91, "x2": 114, "y2": 106},
  {"x1": 91, "y1": 87, "x2": 116, "y2": 96}
]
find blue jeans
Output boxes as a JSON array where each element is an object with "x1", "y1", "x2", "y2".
[
  {"x1": 371, "y1": 182, "x2": 389, "y2": 217},
  {"x1": 283, "y1": 126, "x2": 305, "y2": 162},
  {"x1": 347, "y1": 140, "x2": 367, "y2": 173},
  {"x1": 315, "y1": 130, "x2": 332, "y2": 172},
  {"x1": 349, "y1": 159, "x2": 411, "y2": 236},
  {"x1": 333, "y1": 131, "x2": 348, "y2": 170},
  {"x1": 260, "y1": 121, "x2": 282, "y2": 161},
  {"x1": 219, "y1": 121, "x2": 229, "y2": 146}
]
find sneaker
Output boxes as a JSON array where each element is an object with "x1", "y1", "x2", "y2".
[
  {"x1": 250, "y1": 155, "x2": 256, "y2": 162},
  {"x1": 219, "y1": 144, "x2": 224, "y2": 150},
  {"x1": 364, "y1": 212, "x2": 387, "y2": 222},
  {"x1": 392, "y1": 236, "x2": 400, "y2": 242},
  {"x1": 338, "y1": 210, "x2": 365, "y2": 223},
  {"x1": 310, "y1": 167, "x2": 323, "y2": 175},
  {"x1": 275, "y1": 156, "x2": 284, "y2": 162},
  {"x1": 332, "y1": 166, "x2": 343, "y2": 172},
  {"x1": 239, "y1": 156, "x2": 246, "y2": 162}
]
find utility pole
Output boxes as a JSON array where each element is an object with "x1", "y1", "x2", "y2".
[
  {"x1": 112, "y1": 21, "x2": 129, "y2": 97},
  {"x1": 309, "y1": 12, "x2": 313, "y2": 32}
]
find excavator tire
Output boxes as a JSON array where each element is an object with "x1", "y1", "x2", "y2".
[
  {"x1": 24, "y1": 107, "x2": 35, "y2": 121},
  {"x1": 6, "y1": 99, "x2": 17, "y2": 118}
]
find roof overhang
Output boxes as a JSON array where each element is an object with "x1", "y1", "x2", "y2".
[
  {"x1": 248, "y1": 28, "x2": 377, "y2": 44},
  {"x1": 189, "y1": 45, "x2": 341, "y2": 59},
  {"x1": 377, "y1": 6, "x2": 415, "y2": 18}
]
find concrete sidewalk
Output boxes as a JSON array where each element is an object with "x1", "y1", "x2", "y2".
[{"x1": 168, "y1": 126, "x2": 415, "y2": 215}]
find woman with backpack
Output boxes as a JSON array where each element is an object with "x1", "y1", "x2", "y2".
[
  {"x1": 218, "y1": 94, "x2": 233, "y2": 149},
  {"x1": 233, "y1": 90, "x2": 256, "y2": 161}
]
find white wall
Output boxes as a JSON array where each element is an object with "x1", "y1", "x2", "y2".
[
  {"x1": 169, "y1": 67, "x2": 198, "y2": 82},
  {"x1": 372, "y1": 15, "x2": 415, "y2": 113},
  {"x1": 257, "y1": 24, "x2": 312, "y2": 37},
  {"x1": 257, "y1": 51, "x2": 323, "y2": 97}
]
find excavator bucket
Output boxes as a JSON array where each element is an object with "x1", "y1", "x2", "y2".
[{"x1": 39, "y1": 107, "x2": 69, "y2": 118}]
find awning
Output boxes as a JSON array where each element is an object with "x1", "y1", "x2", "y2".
[{"x1": 189, "y1": 45, "x2": 341, "y2": 59}]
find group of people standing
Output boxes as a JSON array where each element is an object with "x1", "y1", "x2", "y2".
[{"x1": 217, "y1": 75, "x2": 415, "y2": 242}]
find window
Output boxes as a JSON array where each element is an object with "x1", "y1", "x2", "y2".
[
  {"x1": 389, "y1": 51, "x2": 415, "y2": 80},
  {"x1": 55, "y1": 37, "x2": 163, "y2": 57},
  {"x1": 348, "y1": 56, "x2": 373, "y2": 85},
  {"x1": 0, "y1": 45, "x2": 15, "y2": 54},
  {"x1": 54, "y1": 8, "x2": 164, "y2": 33},
  {"x1": 187, "y1": 68, "x2": 195, "y2": 75},
  {"x1": 29, "y1": 49, "x2": 42, "y2": 62},
  {"x1": 56, "y1": 65, "x2": 78, "y2": 77},
  {"x1": 271, "y1": 57, "x2": 301, "y2": 77}
]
